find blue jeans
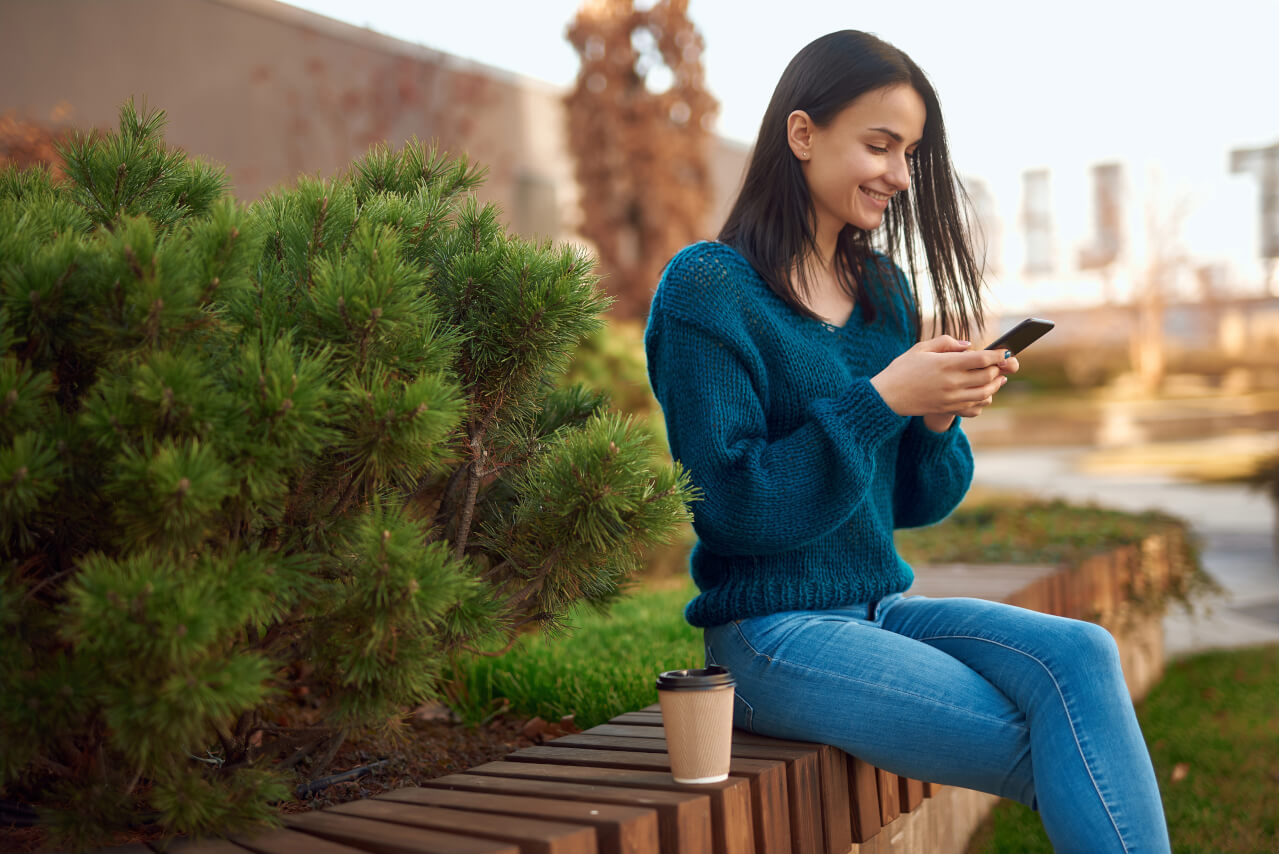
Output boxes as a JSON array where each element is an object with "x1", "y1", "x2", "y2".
[{"x1": 704, "y1": 594, "x2": 1171, "y2": 854}]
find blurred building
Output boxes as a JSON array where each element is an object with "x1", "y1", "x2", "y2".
[
  {"x1": 964, "y1": 176, "x2": 1002, "y2": 278},
  {"x1": 1020, "y1": 168, "x2": 1056, "y2": 276},
  {"x1": 0, "y1": 0, "x2": 749, "y2": 246}
]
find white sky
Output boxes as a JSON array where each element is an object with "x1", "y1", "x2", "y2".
[{"x1": 286, "y1": 0, "x2": 1277, "y2": 304}]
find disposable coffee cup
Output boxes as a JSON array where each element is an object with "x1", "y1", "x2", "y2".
[{"x1": 656, "y1": 665, "x2": 735, "y2": 784}]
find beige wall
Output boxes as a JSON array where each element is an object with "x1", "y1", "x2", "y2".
[{"x1": 0, "y1": 0, "x2": 747, "y2": 245}]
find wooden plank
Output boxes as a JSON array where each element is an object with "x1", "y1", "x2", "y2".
[
  {"x1": 587, "y1": 724, "x2": 667, "y2": 739},
  {"x1": 845, "y1": 756, "x2": 882, "y2": 844},
  {"x1": 374, "y1": 786, "x2": 658, "y2": 854},
  {"x1": 875, "y1": 767, "x2": 900, "y2": 826},
  {"x1": 812, "y1": 744, "x2": 853, "y2": 854},
  {"x1": 421, "y1": 772, "x2": 712, "y2": 854},
  {"x1": 599, "y1": 717, "x2": 866, "y2": 854},
  {"x1": 328, "y1": 799, "x2": 597, "y2": 854},
  {"x1": 607, "y1": 712, "x2": 664, "y2": 727},
  {"x1": 160, "y1": 841, "x2": 253, "y2": 853},
  {"x1": 548, "y1": 732, "x2": 823, "y2": 854},
  {"x1": 586, "y1": 723, "x2": 855, "y2": 854},
  {"x1": 723, "y1": 733, "x2": 852, "y2": 854},
  {"x1": 231, "y1": 827, "x2": 373, "y2": 854},
  {"x1": 897, "y1": 776, "x2": 925, "y2": 813},
  {"x1": 506, "y1": 746, "x2": 790, "y2": 854},
  {"x1": 465, "y1": 760, "x2": 751, "y2": 854},
  {"x1": 283, "y1": 810, "x2": 519, "y2": 854}
]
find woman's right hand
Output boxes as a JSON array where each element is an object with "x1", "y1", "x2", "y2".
[{"x1": 870, "y1": 335, "x2": 1010, "y2": 418}]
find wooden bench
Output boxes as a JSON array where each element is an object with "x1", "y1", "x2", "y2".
[
  {"x1": 92, "y1": 535, "x2": 1178, "y2": 854},
  {"x1": 105, "y1": 709, "x2": 938, "y2": 854}
]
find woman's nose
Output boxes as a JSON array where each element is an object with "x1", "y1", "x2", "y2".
[{"x1": 886, "y1": 155, "x2": 911, "y2": 191}]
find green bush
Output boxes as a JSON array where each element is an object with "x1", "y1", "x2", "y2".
[{"x1": 0, "y1": 103, "x2": 693, "y2": 849}]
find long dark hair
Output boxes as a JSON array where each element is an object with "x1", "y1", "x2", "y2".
[{"x1": 718, "y1": 30, "x2": 983, "y2": 339}]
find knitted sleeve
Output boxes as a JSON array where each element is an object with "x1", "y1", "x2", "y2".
[
  {"x1": 647, "y1": 252, "x2": 909, "y2": 556},
  {"x1": 892, "y1": 416, "x2": 974, "y2": 528},
  {"x1": 873, "y1": 258, "x2": 974, "y2": 528}
]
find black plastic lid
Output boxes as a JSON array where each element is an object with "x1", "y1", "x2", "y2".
[{"x1": 656, "y1": 665, "x2": 735, "y2": 691}]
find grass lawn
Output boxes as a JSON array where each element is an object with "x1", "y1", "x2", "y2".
[
  {"x1": 443, "y1": 579, "x2": 703, "y2": 729},
  {"x1": 966, "y1": 644, "x2": 1279, "y2": 854}
]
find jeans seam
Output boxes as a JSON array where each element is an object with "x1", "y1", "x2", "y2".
[
  {"x1": 919, "y1": 632, "x2": 1129, "y2": 854},
  {"x1": 730, "y1": 620, "x2": 772, "y2": 660}
]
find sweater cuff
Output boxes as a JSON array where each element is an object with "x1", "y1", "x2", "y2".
[
  {"x1": 904, "y1": 414, "x2": 967, "y2": 462},
  {"x1": 822, "y1": 377, "x2": 910, "y2": 443}
]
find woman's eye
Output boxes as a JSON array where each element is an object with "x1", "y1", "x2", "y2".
[{"x1": 867, "y1": 145, "x2": 889, "y2": 154}]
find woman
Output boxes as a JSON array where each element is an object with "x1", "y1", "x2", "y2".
[{"x1": 644, "y1": 30, "x2": 1170, "y2": 853}]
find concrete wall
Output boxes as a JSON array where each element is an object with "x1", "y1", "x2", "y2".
[{"x1": 0, "y1": 0, "x2": 748, "y2": 245}]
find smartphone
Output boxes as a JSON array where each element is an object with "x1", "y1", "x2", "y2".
[{"x1": 985, "y1": 317, "x2": 1054, "y2": 355}]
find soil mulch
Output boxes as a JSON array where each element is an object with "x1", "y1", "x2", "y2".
[{"x1": 0, "y1": 709, "x2": 579, "y2": 853}]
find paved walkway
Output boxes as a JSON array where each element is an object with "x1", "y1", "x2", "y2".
[{"x1": 968, "y1": 446, "x2": 1279, "y2": 658}]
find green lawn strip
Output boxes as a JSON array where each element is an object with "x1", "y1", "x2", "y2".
[
  {"x1": 444, "y1": 580, "x2": 703, "y2": 728},
  {"x1": 896, "y1": 497, "x2": 1193, "y2": 567},
  {"x1": 968, "y1": 644, "x2": 1279, "y2": 853}
]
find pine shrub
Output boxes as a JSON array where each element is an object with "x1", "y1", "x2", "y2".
[{"x1": 0, "y1": 102, "x2": 694, "y2": 849}]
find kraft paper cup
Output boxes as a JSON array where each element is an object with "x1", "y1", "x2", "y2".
[{"x1": 656, "y1": 665, "x2": 735, "y2": 784}]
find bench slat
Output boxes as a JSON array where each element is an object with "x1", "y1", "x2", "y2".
[
  {"x1": 464, "y1": 761, "x2": 751, "y2": 854},
  {"x1": 593, "y1": 721, "x2": 864, "y2": 854},
  {"x1": 327, "y1": 799, "x2": 597, "y2": 854},
  {"x1": 546, "y1": 732, "x2": 823, "y2": 854},
  {"x1": 506, "y1": 747, "x2": 790, "y2": 854},
  {"x1": 420, "y1": 773, "x2": 712, "y2": 854},
  {"x1": 161, "y1": 841, "x2": 254, "y2": 853},
  {"x1": 282, "y1": 810, "x2": 519, "y2": 854},
  {"x1": 594, "y1": 717, "x2": 857, "y2": 854},
  {"x1": 607, "y1": 712, "x2": 664, "y2": 726},
  {"x1": 876, "y1": 767, "x2": 901, "y2": 826},
  {"x1": 712, "y1": 732, "x2": 853, "y2": 854},
  {"x1": 846, "y1": 756, "x2": 883, "y2": 843},
  {"x1": 231, "y1": 827, "x2": 375, "y2": 854},
  {"x1": 372, "y1": 786, "x2": 657, "y2": 854},
  {"x1": 898, "y1": 776, "x2": 925, "y2": 813}
]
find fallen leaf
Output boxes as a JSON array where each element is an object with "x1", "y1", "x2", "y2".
[
  {"x1": 521, "y1": 717, "x2": 549, "y2": 739},
  {"x1": 1171, "y1": 762, "x2": 1190, "y2": 784}
]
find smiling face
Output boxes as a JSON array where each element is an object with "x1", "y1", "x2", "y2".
[{"x1": 790, "y1": 84, "x2": 926, "y2": 236}]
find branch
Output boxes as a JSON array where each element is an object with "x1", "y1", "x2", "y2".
[
  {"x1": 273, "y1": 729, "x2": 332, "y2": 771},
  {"x1": 460, "y1": 633, "x2": 522, "y2": 658},
  {"x1": 458, "y1": 613, "x2": 549, "y2": 658},
  {"x1": 306, "y1": 729, "x2": 348, "y2": 779},
  {"x1": 452, "y1": 429, "x2": 486, "y2": 559}
]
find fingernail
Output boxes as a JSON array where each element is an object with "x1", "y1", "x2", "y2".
[
  {"x1": 1003, "y1": 350, "x2": 1012, "y2": 360},
  {"x1": 1000, "y1": 376, "x2": 1009, "y2": 385}
]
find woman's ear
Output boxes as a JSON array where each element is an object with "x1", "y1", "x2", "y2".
[{"x1": 786, "y1": 110, "x2": 815, "y2": 161}]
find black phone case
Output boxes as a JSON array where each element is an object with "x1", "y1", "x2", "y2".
[{"x1": 986, "y1": 318, "x2": 1054, "y2": 355}]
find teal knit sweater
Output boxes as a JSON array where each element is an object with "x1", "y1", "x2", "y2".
[{"x1": 645, "y1": 241, "x2": 974, "y2": 628}]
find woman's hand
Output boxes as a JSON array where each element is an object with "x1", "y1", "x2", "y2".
[{"x1": 870, "y1": 335, "x2": 1015, "y2": 421}]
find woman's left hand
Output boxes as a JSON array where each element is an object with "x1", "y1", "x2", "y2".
[
  {"x1": 998, "y1": 353, "x2": 1021, "y2": 377},
  {"x1": 922, "y1": 350, "x2": 1021, "y2": 432}
]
